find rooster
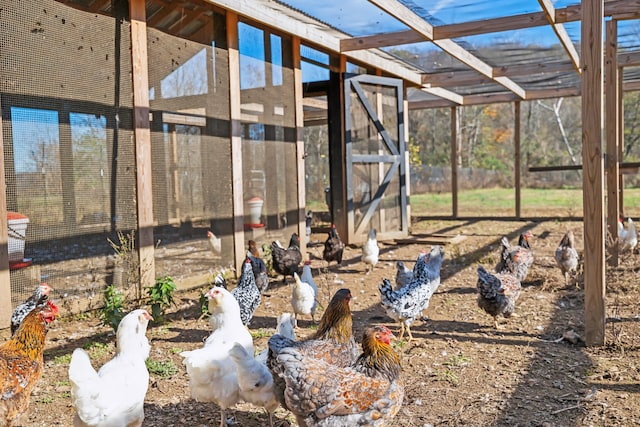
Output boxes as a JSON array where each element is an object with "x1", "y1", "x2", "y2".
[
  {"x1": 379, "y1": 246, "x2": 445, "y2": 341},
  {"x1": 555, "y1": 230, "x2": 579, "y2": 287},
  {"x1": 247, "y1": 240, "x2": 269, "y2": 293},
  {"x1": 618, "y1": 217, "x2": 638, "y2": 253},
  {"x1": 477, "y1": 265, "x2": 521, "y2": 329},
  {"x1": 0, "y1": 300, "x2": 59, "y2": 427},
  {"x1": 271, "y1": 325, "x2": 403, "y2": 427},
  {"x1": 270, "y1": 233, "x2": 303, "y2": 284},
  {"x1": 181, "y1": 287, "x2": 254, "y2": 427},
  {"x1": 231, "y1": 258, "x2": 261, "y2": 326},
  {"x1": 69, "y1": 309, "x2": 153, "y2": 427},
  {"x1": 291, "y1": 272, "x2": 317, "y2": 327},
  {"x1": 361, "y1": 228, "x2": 379, "y2": 274},
  {"x1": 207, "y1": 230, "x2": 222, "y2": 256},
  {"x1": 268, "y1": 288, "x2": 360, "y2": 410},
  {"x1": 322, "y1": 224, "x2": 344, "y2": 266},
  {"x1": 10, "y1": 283, "x2": 53, "y2": 336},
  {"x1": 495, "y1": 231, "x2": 534, "y2": 281}
]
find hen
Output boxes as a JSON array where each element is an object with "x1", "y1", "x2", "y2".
[
  {"x1": 291, "y1": 272, "x2": 317, "y2": 327},
  {"x1": 69, "y1": 309, "x2": 153, "y2": 427},
  {"x1": 0, "y1": 300, "x2": 59, "y2": 427},
  {"x1": 361, "y1": 228, "x2": 380, "y2": 274},
  {"x1": 379, "y1": 246, "x2": 445, "y2": 341},
  {"x1": 322, "y1": 224, "x2": 344, "y2": 266},
  {"x1": 207, "y1": 230, "x2": 222, "y2": 256},
  {"x1": 231, "y1": 258, "x2": 262, "y2": 326},
  {"x1": 247, "y1": 240, "x2": 270, "y2": 293},
  {"x1": 476, "y1": 265, "x2": 522, "y2": 329},
  {"x1": 181, "y1": 287, "x2": 254, "y2": 427},
  {"x1": 271, "y1": 233, "x2": 303, "y2": 284},
  {"x1": 270, "y1": 325, "x2": 403, "y2": 427},
  {"x1": 305, "y1": 211, "x2": 313, "y2": 244},
  {"x1": 495, "y1": 231, "x2": 534, "y2": 281},
  {"x1": 10, "y1": 283, "x2": 53, "y2": 336},
  {"x1": 268, "y1": 288, "x2": 360, "y2": 410},
  {"x1": 555, "y1": 230, "x2": 579, "y2": 287},
  {"x1": 618, "y1": 217, "x2": 638, "y2": 253},
  {"x1": 394, "y1": 261, "x2": 413, "y2": 290}
]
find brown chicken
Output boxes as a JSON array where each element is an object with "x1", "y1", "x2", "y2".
[
  {"x1": 495, "y1": 231, "x2": 534, "y2": 281},
  {"x1": 0, "y1": 300, "x2": 59, "y2": 426},
  {"x1": 555, "y1": 230, "x2": 579, "y2": 287},
  {"x1": 477, "y1": 265, "x2": 521, "y2": 329},
  {"x1": 322, "y1": 224, "x2": 344, "y2": 266},
  {"x1": 270, "y1": 325, "x2": 403, "y2": 427},
  {"x1": 268, "y1": 288, "x2": 360, "y2": 409}
]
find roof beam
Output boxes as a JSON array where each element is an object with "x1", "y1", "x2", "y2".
[
  {"x1": 538, "y1": 0, "x2": 581, "y2": 73},
  {"x1": 342, "y1": 0, "x2": 638, "y2": 52},
  {"x1": 368, "y1": 0, "x2": 526, "y2": 98},
  {"x1": 421, "y1": 87, "x2": 464, "y2": 104}
]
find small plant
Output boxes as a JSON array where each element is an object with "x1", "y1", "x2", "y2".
[
  {"x1": 250, "y1": 329, "x2": 271, "y2": 340},
  {"x1": 100, "y1": 284, "x2": 125, "y2": 332},
  {"x1": 146, "y1": 275, "x2": 177, "y2": 322},
  {"x1": 145, "y1": 358, "x2": 178, "y2": 378},
  {"x1": 261, "y1": 243, "x2": 274, "y2": 274},
  {"x1": 53, "y1": 353, "x2": 72, "y2": 365},
  {"x1": 83, "y1": 341, "x2": 111, "y2": 358},
  {"x1": 443, "y1": 354, "x2": 472, "y2": 367},
  {"x1": 198, "y1": 289, "x2": 210, "y2": 319}
]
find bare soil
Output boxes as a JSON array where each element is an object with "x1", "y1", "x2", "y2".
[{"x1": 8, "y1": 219, "x2": 640, "y2": 426}]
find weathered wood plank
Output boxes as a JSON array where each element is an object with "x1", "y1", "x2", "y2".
[{"x1": 605, "y1": 20, "x2": 620, "y2": 267}]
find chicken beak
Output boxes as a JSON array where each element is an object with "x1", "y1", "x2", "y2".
[{"x1": 142, "y1": 311, "x2": 154, "y2": 321}]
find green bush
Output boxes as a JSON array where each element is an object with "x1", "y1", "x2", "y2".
[
  {"x1": 146, "y1": 275, "x2": 177, "y2": 322},
  {"x1": 100, "y1": 284, "x2": 125, "y2": 332}
]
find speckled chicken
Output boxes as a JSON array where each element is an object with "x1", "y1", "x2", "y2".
[
  {"x1": 554, "y1": 230, "x2": 579, "y2": 287},
  {"x1": 271, "y1": 233, "x2": 303, "y2": 284},
  {"x1": 477, "y1": 265, "x2": 522, "y2": 329},
  {"x1": 270, "y1": 325, "x2": 403, "y2": 427},
  {"x1": 0, "y1": 300, "x2": 59, "y2": 427},
  {"x1": 361, "y1": 228, "x2": 380, "y2": 273},
  {"x1": 247, "y1": 240, "x2": 270, "y2": 293},
  {"x1": 268, "y1": 288, "x2": 360, "y2": 410},
  {"x1": 10, "y1": 283, "x2": 52, "y2": 336},
  {"x1": 322, "y1": 224, "x2": 344, "y2": 266},
  {"x1": 231, "y1": 258, "x2": 262, "y2": 326},
  {"x1": 495, "y1": 231, "x2": 534, "y2": 281},
  {"x1": 378, "y1": 246, "x2": 445, "y2": 341}
]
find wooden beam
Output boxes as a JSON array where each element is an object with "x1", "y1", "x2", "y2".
[
  {"x1": 450, "y1": 107, "x2": 458, "y2": 218},
  {"x1": 514, "y1": 101, "x2": 521, "y2": 219},
  {"x1": 618, "y1": 50, "x2": 640, "y2": 67},
  {"x1": 368, "y1": 0, "x2": 526, "y2": 98},
  {"x1": 293, "y1": 36, "x2": 307, "y2": 255},
  {"x1": 538, "y1": 0, "x2": 581, "y2": 73},
  {"x1": 129, "y1": 0, "x2": 155, "y2": 294},
  {"x1": 226, "y1": 12, "x2": 246, "y2": 274},
  {"x1": 606, "y1": 20, "x2": 620, "y2": 267},
  {"x1": 421, "y1": 87, "x2": 464, "y2": 104},
  {"x1": 0, "y1": 99, "x2": 10, "y2": 328},
  {"x1": 581, "y1": 0, "x2": 606, "y2": 347}
]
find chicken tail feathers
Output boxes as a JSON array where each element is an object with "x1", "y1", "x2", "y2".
[
  {"x1": 378, "y1": 278, "x2": 394, "y2": 304},
  {"x1": 476, "y1": 266, "x2": 501, "y2": 299},
  {"x1": 69, "y1": 348, "x2": 102, "y2": 424}
]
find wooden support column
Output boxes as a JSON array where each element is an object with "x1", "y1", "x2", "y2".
[
  {"x1": 581, "y1": 0, "x2": 606, "y2": 346},
  {"x1": 618, "y1": 68, "x2": 625, "y2": 217},
  {"x1": 404, "y1": 87, "x2": 411, "y2": 225},
  {"x1": 450, "y1": 106, "x2": 458, "y2": 218},
  {"x1": 227, "y1": 12, "x2": 246, "y2": 273},
  {"x1": 129, "y1": 0, "x2": 155, "y2": 295},
  {"x1": 514, "y1": 101, "x2": 522, "y2": 219},
  {"x1": 0, "y1": 105, "x2": 11, "y2": 328},
  {"x1": 605, "y1": 19, "x2": 620, "y2": 266},
  {"x1": 292, "y1": 36, "x2": 307, "y2": 255}
]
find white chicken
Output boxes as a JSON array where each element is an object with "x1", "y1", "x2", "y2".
[
  {"x1": 291, "y1": 272, "x2": 317, "y2": 327},
  {"x1": 207, "y1": 230, "x2": 222, "y2": 256},
  {"x1": 180, "y1": 287, "x2": 254, "y2": 427},
  {"x1": 69, "y1": 309, "x2": 153, "y2": 427},
  {"x1": 618, "y1": 217, "x2": 638, "y2": 253},
  {"x1": 362, "y1": 228, "x2": 380, "y2": 274}
]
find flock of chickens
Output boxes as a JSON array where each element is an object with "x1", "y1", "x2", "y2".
[{"x1": 1, "y1": 217, "x2": 637, "y2": 427}]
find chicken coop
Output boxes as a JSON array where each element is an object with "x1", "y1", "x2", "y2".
[{"x1": 1, "y1": 0, "x2": 639, "y2": 346}]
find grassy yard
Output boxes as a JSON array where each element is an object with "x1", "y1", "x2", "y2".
[{"x1": 410, "y1": 187, "x2": 640, "y2": 218}]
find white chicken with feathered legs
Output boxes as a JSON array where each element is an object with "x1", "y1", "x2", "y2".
[
  {"x1": 618, "y1": 217, "x2": 638, "y2": 253},
  {"x1": 69, "y1": 309, "x2": 153, "y2": 427},
  {"x1": 181, "y1": 287, "x2": 254, "y2": 427}
]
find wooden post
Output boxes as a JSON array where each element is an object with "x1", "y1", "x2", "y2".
[
  {"x1": 0, "y1": 104, "x2": 11, "y2": 328},
  {"x1": 227, "y1": 12, "x2": 246, "y2": 274},
  {"x1": 404, "y1": 87, "x2": 411, "y2": 226},
  {"x1": 514, "y1": 101, "x2": 521, "y2": 219},
  {"x1": 450, "y1": 106, "x2": 458, "y2": 218},
  {"x1": 292, "y1": 36, "x2": 307, "y2": 255},
  {"x1": 581, "y1": 0, "x2": 606, "y2": 346},
  {"x1": 617, "y1": 67, "x2": 625, "y2": 217},
  {"x1": 129, "y1": 0, "x2": 155, "y2": 295},
  {"x1": 605, "y1": 19, "x2": 619, "y2": 266}
]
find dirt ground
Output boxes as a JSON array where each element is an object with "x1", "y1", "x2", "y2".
[{"x1": 8, "y1": 219, "x2": 640, "y2": 426}]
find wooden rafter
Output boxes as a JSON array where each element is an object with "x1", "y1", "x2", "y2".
[
  {"x1": 538, "y1": 0, "x2": 581, "y2": 73},
  {"x1": 367, "y1": 0, "x2": 526, "y2": 98}
]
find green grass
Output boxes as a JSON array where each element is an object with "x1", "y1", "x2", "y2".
[
  {"x1": 145, "y1": 358, "x2": 178, "y2": 378},
  {"x1": 410, "y1": 187, "x2": 640, "y2": 217}
]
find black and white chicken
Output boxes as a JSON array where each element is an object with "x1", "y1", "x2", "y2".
[
  {"x1": 11, "y1": 283, "x2": 53, "y2": 336},
  {"x1": 477, "y1": 265, "x2": 521, "y2": 329},
  {"x1": 231, "y1": 258, "x2": 262, "y2": 326}
]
